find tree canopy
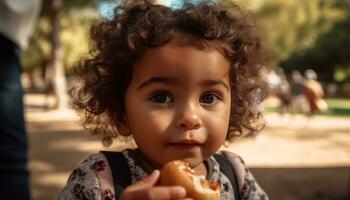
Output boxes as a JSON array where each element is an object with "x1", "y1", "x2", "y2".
[
  {"x1": 280, "y1": 1, "x2": 350, "y2": 82},
  {"x1": 22, "y1": 0, "x2": 350, "y2": 83}
]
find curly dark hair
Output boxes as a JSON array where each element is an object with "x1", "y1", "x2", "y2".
[{"x1": 71, "y1": 0, "x2": 266, "y2": 146}]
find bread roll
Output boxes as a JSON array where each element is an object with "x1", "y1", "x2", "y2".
[{"x1": 159, "y1": 160, "x2": 220, "y2": 200}]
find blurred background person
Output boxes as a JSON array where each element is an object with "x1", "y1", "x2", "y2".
[
  {"x1": 303, "y1": 69, "x2": 327, "y2": 116},
  {"x1": 275, "y1": 70, "x2": 292, "y2": 115},
  {"x1": 0, "y1": 0, "x2": 42, "y2": 199},
  {"x1": 290, "y1": 70, "x2": 309, "y2": 114}
]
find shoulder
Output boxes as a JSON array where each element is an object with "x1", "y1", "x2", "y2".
[
  {"x1": 216, "y1": 150, "x2": 247, "y2": 189},
  {"x1": 57, "y1": 153, "x2": 114, "y2": 200},
  {"x1": 217, "y1": 150, "x2": 269, "y2": 200}
]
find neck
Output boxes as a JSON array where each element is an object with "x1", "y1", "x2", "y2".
[{"x1": 133, "y1": 149, "x2": 162, "y2": 174}]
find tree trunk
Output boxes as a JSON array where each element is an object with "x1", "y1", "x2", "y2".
[{"x1": 49, "y1": 0, "x2": 68, "y2": 110}]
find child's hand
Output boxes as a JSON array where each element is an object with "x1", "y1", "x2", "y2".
[{"x1": 120, "y1": 170, "x2": 193, "y2": 200}]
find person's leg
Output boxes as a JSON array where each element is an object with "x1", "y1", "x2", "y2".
[{"x1": 0, "y1": 35, "x2": 30, "y2": 200}]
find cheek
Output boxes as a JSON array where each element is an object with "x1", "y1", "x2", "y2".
[
  {"x1": 202, "y1": 117, "x2": 228, "y2": 158},
  {"x1": 206, "y1": 105, "x2": 231, "y2": 143},
  {"x1": 127, "y1": 104, "x2": 173, "y2": 135}
]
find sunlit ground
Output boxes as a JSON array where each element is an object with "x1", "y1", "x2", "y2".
[{"x1": 25, "y1": 94, "x2": 350, "y2": 200}]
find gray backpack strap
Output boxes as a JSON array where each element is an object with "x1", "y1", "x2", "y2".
[
  {"x1": 214, "y1": 154, "x2": 242, "y2": 200},
  {"x1": 100, "y1": 151, "x2": 131, "y2": 199}
]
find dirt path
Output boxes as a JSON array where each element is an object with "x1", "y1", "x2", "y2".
[{"x1": 25, "y1": 94, "x2": 350, "y2": 199}]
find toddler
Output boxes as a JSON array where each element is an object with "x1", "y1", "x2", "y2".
[{"x1": 58, "y1": 1, "x2": 268, "y2": 199}]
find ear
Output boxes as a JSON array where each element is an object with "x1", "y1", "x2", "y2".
[
  {"x1": 118, "y1": 124, "x2": 130, "y2": 136},
  {"x1": 118, "y1": 113, "x2": 131, "y2": 136}
]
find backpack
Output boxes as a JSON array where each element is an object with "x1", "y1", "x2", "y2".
[{"x1": 101, "y1": 151, "x2": 242, "y2": 200}]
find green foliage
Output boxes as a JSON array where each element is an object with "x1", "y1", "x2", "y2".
[
  {"x1": 326, "y1": 98, "x2": 350, "y2": 109},
  {"x1": 22, "y1": 1, "x2": 100, "y2": 74},
  {"x1": 227, "y1": 0, "x2": 350, "y2": 82},
  {"x1": 221, "y1": 0, "x2": 343, "y2": 69},
  {"x1": 280, "y1": 1, "x2": 350, "y2": 82},
  {"x1": 22, "y1": 0, "x2": 350, "y2": 83},
  {"x1": 21, "y1": 18, "x2": 51, "y2": 72},
  {"x1": 61, "y1": 9, "x2": 99, "y2": 74},
  {"x1": 255, "y1": 0, "x2": 341, "y2": 67}
]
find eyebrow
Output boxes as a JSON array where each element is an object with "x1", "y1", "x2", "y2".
[
  {"x1": 137, "y1": 77, "x2": 178, "y2": 91},
  {"x1": 137, "y1": 77, "x2": 230, "y2": 92},
  {"x1": 201, "y1": 79, "x2": 230, "y2": 92}
]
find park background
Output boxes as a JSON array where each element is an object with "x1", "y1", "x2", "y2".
[{"x1": 21, "y1": 0, "x2": 350, "y2": 199}]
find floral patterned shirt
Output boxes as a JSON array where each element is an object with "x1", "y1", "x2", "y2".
[{"x1": 57, "y1": 149, "x2": 268, "y2": 200}]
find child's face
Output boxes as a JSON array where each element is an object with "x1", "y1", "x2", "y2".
[{"x1": 124, "y1": 43, "x2": 231, "y2": 169}]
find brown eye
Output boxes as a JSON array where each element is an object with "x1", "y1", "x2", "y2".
[
  {"x1": 200, "y1": 93, "x2": 220, "y2": 104},
  {"x1": 151, "y1": 93, "x2": 173, "y2": 104}
]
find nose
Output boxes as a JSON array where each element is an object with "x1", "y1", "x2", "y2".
[{"x1": 175, "y1": 103, "x2": 203, "y2": 130}]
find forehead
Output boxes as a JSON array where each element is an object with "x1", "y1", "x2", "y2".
[{"x1": 132, "y1": 44, "x2": 231, "y2": 84}]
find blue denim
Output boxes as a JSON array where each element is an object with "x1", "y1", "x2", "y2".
[{"x1": 0, "y1": 34, "x2": 30, "y2": 200}]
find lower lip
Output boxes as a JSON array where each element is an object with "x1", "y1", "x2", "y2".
[{"x1": 170, "y1": 144, "x2": 201, "y2": 151}]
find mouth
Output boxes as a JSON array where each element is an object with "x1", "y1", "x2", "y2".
[{"x1": 168, "y1": 140, "x2": 203, "y2": 151}]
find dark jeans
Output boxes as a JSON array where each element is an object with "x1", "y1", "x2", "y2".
[{"x1": 0, "y1": 34, "x2": 30, "y2": 200}]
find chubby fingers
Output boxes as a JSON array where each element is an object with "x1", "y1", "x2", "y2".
[
  {"x1": 121, "y1": 170, "x2": 191, "y2": 200},
  {"x1": 130, "y1": 170, "x2": 161, "y2": 190}
]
